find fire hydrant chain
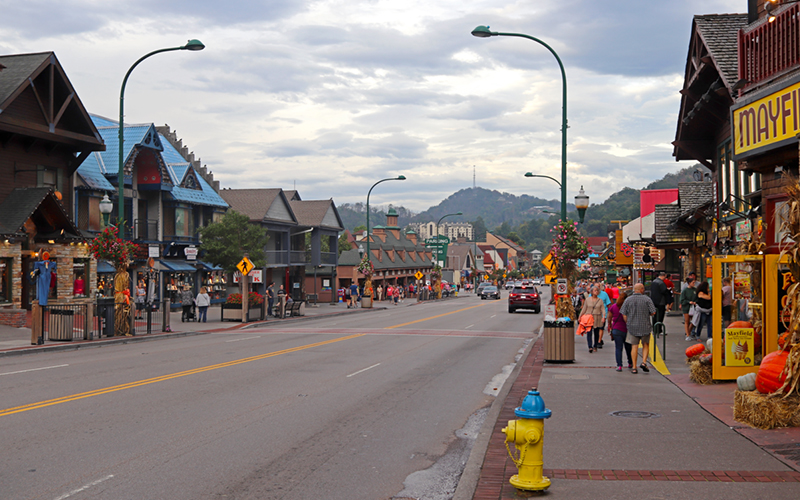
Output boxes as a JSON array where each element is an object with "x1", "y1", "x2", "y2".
[{"x1": 505, "y1": 440, "x2": 526, "y2": 467}]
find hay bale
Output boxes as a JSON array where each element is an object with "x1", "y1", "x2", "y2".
[
  {"x1": 686, "y1": 348, "x2": 710, "y2": 365},
  {"x1": 734, "y1": 390, "x2": 800, "y2": 430},
  {"x1": 689, "y1": 359, "x2": 715, "y2": 385}
]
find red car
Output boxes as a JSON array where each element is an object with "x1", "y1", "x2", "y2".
[{"x1": 508, "y1": 285, "x2": 541, "y2": 313}]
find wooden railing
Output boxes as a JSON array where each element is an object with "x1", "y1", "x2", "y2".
[{"x1": 739, "y1": 4, "x2": 800, "y2": 88}]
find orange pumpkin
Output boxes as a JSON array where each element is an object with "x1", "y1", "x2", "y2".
[
  {"x1": 685, "y1": 344, "x2": 705, "y2": 358},
  {"x1": 728, "y1": 321, "x2": 753, "y2": 329},
  {"x1": 778, "y1": 332, "x2": 792, "y2": 350},
  {"x1": 755, "y1": 350, "x2": 789, "y2": 394}
]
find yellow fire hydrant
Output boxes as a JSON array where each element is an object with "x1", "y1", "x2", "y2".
[{"x1": 502, "y1": 388, "x2": 552, "y2": 491}]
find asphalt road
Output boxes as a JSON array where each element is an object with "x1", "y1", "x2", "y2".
[{"x1": 0, "y1": 289, "x2": 547, "y2": 500}]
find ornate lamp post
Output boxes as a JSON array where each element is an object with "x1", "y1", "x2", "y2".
[
  {"x1": 99, "y1": 194, "x2": 113, "y2": 227},
  {"x1": 117, "y1": 39, "x2": 205, "y2": 237},
  {"x1": 473, "y1": 26, "x2": 568, "y2": 220},
  {"x1": 574, "y1": 186, "x2": 590, "y2": 224}
]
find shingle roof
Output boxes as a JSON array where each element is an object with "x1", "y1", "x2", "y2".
[
  {"x1": 694, "y1": 14, "x2": 748, "y2": 89},
  {"x1": 219, "y1": 188, "x2": 292, "y2": 223},
  {"x1": 76, "y1": 152, "x2": 116, "y2": 190},
  {"x1": 655, "y1": 204, "x2": 694, "y2": 245},
  {"x1": 289, "y1": 200, "x2": 343, "y2": 230},
  {"x1": 678, "y1": 182, "x2": 715, "y2": 217},
  {"x1": 0, "y1": 52, "x2": 50, "y2": 107},
  {"x1": 0, "y1": 188, "x2": 81, "y2": 238}
]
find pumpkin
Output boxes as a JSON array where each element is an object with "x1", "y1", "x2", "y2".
[
  {"x1": 755, "y1": 350, "x2": 790, "y2": 394},
  {"x1": 779, "y1": 331, "x2": 792, "y2": 350},
  {"x1": 686, "y1": 344, "x2": 705, "y2": 358},
  {"x1": 728, "y1": 321, "x2": 753, "y2": 329},
  {"x1": 737, "y1": 372, "x2": 757, "y2": 392},
  {"x1": 699, "y1": 353, "x2": 713, "y2": 366}
]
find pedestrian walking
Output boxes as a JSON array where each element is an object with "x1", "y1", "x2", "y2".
[
  {"x1": 349, "y1": 282, "x2": 358, "y2": 308},
  {"x1": 620, "y1": 283, "x2": 656, "y2": 373},
  {"x1": 607, "y1": 291, "x2": 633, "y2": 372},
  {"x1": 579, "y1": 286, "x2": 605, "y2": 353},
  {"x1": 596, "y1": 283, "x2": 611, "y2": 348},
  {"x1": 180, "y1": 285, "x2": 194, "y2": 322},
  {"x1": 650, "y1": 271, "x2": 669, "y2": 327},
  {"x1": 267, "y1": 283, "x2": 275, "y2": 317},
  {"x1": 680, "y1": 278, "x2": 698, "y2": 340},
  {"x1": 135, "y1": 280, "x2": 146, "y2": 319},
  {"x1": 721, "y1": 276, "x2": 733, "y2": 328},
  {"x1": 693, "y1": 281, "x2": 713, "y2": 340},
  {"x1": 377, "y1": 285, "x2": 383, "y2": 301},
  {"x1": 196, "y1": 286, "x2": 211, "y2": 323}
]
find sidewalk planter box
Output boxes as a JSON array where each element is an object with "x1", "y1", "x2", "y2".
[
  {"x1": 362, "y1": 297, "x2": 372, "y2": 308},
  {"x1": 221, "y1": 304, "x2": 242, "y2": 322},
  {"x1": 544, "y1": 320, "x2": 575, "y2": 363}
]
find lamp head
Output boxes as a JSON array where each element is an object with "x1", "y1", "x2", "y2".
[
  {"x1": 396, "y1": 175, "x2": 406, "y2": 180},
  {"x1": 183, "y1": 39, "x2": 205, "y2": 51},
  {"x1": 471, "y1": 26, "x2": 494, "y2": 38},
  {"x1": 524, "y1": 172, "x2": 533, "y2": 177}
]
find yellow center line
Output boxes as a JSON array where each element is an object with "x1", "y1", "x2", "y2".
[
  {"x1": 385, "y1": 302, "x2": 493, "y2": 329},
  {"x1": 0, "y1": 334, "x2": 364, "y2": 418}
]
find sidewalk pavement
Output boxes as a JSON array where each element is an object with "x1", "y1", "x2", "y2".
[{"x1": 462, "y1": 311, "x2": 800, "y2": 499}]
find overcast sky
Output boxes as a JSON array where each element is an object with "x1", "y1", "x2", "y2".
[{"x1": 1, "y1": 0, "x2": 743, "y2": 212}]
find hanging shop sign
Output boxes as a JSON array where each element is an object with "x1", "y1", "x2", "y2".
[
  {"x1": 184, "y1": 246, "x2": 198, "y2": 261},
  {"x1": 732, "y1": 76, "x2": 800, "y2": 160},
  {"x1": 735, "y1": 220, "x2": 752, "y2": 242}
]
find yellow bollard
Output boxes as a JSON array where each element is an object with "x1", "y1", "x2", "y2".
[{"x1": 502, "y1": 388, "x2": 552, "y2": 491}]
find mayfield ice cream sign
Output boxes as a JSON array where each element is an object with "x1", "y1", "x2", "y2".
[
  {"x1": 732, "y1": 78, "x2": 800, "y2": 160},
  {"x1": 725, "y1": 327, "x2": 755, "y2": 367}
]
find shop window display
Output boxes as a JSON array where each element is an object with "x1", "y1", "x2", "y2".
[
  {"x1": 166, "y1": 272, "x2": 194, "y2": 304},
  {"x1": 0, "y1": 258, "x2": 11, "y2": 303},
  {"x1": 201, "y1": 271, "x2": 226, "y2": 302},
  {"x1": 72, "y1": 259, "x2": 88, "y2": 297}
]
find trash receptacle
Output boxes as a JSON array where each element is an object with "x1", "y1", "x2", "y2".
[
  {"x1": 96, "y1": 298, "x2": 115, "y2": 337},
  {"x1": 48, "y1": 308, "x2": 75, "y2": 341},
  {"x1": 544, "y1": 319, "x2": 575, "y2": 362}
]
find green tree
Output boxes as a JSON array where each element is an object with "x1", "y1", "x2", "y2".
[
  {"x1": 506, "y1": 231, "x2": 524, "y2": 246},
  {"x1": 338, "y1": 232, "x2": 353, "y2": 256},
  {"x1": 197, "y1": 211, "x2": 268, "y2": 273},
  {"x1": 472, "y1": 216, "x2": 487, "y2": 241}
]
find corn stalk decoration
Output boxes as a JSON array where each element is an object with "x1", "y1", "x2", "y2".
[
  {"x1": 550, "y1": 220, "x2": 590, "y2": 319},
  {"x1": 777, "y1": 174, "x2": 800, "y2": 397},
  {"x1": 89, "y1": 225, "x2": 138, "y2": 336}
]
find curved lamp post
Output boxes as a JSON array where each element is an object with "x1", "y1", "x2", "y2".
[
  {"x1": 473, "y1": 26, "x2": 568, "y2": 220},
  {"x1": 118, "y1": 39, "x2": 205, "y2": 237},
  {"x1": 574, "y1": 186, "x2": 590, "y2": 224},
  {"x1": 365, "y1": 175, "x2": 406, "y2": 261},
  {"x1": 99, "y1": 194, "x2": 114, "y2": 227},
  {"x1": 435, "y1": 211, "x2": 463, "y2": 266}
]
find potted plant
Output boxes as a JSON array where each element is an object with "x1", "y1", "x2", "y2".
[{"x1": 222, "y1": 292, "x2": 264, "y2": 321}]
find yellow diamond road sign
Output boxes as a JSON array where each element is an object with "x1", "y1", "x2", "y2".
[
  {"x1": 541, "y1": 252, "x2": 555, "y2": 272},
  {"x1": 236, "y1": 256, "x2": 254, "y2": 276},
  {"x1": 545, "y1": 274, "x2": 557, "y2": 285},
  {"x1": 415, "y1": 271, "x2": 424, "y2": 280}
]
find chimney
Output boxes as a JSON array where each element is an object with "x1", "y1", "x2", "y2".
[
  {"x1": 406, "y1": 230, "x2": 417, "y2": 246},
  {"x1": 748, "y1": 0, "x2": 758, "y2": 24}
]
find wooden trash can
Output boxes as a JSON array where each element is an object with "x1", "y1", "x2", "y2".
[{"x1": 544, "y1": 321, "x2": 575, "y2": 362}]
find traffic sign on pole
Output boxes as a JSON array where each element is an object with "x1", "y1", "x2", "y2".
[{"x1": 236, "y1": 256, "x2": 254, "y2": 276}]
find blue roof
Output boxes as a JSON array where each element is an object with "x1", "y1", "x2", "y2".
[
  {"x1": 77, "y1": 152, "x2": 115, "y2": 190},
  {"x1": 161, "y1": 137, "x2": 227, "y2": 208}
]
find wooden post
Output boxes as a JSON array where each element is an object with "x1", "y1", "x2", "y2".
[{"x1": 31, "y1": 302, "x2": 42, "y2": 345}]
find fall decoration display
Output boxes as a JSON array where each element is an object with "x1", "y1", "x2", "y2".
[
  {"x1": 89, "y1": 225, "x2": 139, "y2": 336},
  {"x1": 689, "y1": 358, "x2": 714, "y2": 385},
  {"x1": 737, "y1": 372, "x2": 757, "y2": 392},
  {"x1": 549, "y1": 220, "x2": 590, "y2": 319},
  {"x1": 699, "y1": 353, "x2": 713, "y2": 366},
  {"x1": 733, "y1": 391, "x2": 800, "y2": 430},
  {"x1": 755, "y1": 350, "x2": 790, "y2": 394},
  {"x1": 779, "y1": 332, "x2": 792, "y2": 350},
  {"x1": 685, "y1": 344, "x2": 705, "y2": 358},
  {"x1": 706, "y1": 338, "x2": 713, "y2": 353},
  {"x1": 728, "y1": 320, "x2": 753, "y2": 329}
]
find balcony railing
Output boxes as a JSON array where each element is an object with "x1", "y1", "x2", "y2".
[
  {"x1": 739, "y1": 4, "x2": 800, "y2": 88},
  {"x1": 320, "y1": 252, "x2": 337, "y2": 266},
  {"x1": 265, "y1": 250, "x2": 288, "y2": 266}
]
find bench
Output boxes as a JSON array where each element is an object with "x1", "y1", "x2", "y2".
[{"x1": 274, "y1": 301, "x2": 304, "y2": 318}]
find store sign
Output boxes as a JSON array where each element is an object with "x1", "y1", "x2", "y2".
[
  {"x1": 184, "y1": 246, "x2": 198, "y2": 260},
  {"x1": 233, "y1": 269, "x2": 262, "y2": 283},
  {"x1": 732, "y1": 79, "x2": 800, "y2": 159},
  {"x1": 148, "y1": 245, "x2": 159, "y2": 258},
  {"x1": 724, "y1": 327, "x2": 755, "y2": 367},
  {"x1": 735, "y1": 220, "x2": 752, "y2": 242}
]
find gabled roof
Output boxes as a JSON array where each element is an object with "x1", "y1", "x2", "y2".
[
  {"x1": 219, "y1": 188, "x2": 297, "y2": 225},
  {"x1": 678, "y1": 182, "x2": 715, "y2": 217},
  {"x1": 289, "y1": 199, "x2": 344, "y2": 231},
  {"x1": 0, "y1": 52, "x2": 104, "y2": 159},
  {"x1": 95, "y1": 122, "x2": 163, "y2": 175},
  {"x1": 655, "y1": 204, "x2": 694, "y2": 246},
  {"x1": 694, "y1": 14, "x2": 747, "y2": 89},
  {"x1": 0, "y1": 187, "x2": 81, "y2": 239}
]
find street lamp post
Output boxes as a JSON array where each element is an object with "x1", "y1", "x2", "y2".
[
  {"x1": 117, "y1": 39, "x2": 205, "y2": 238},
  {"x1": 435, "y1": 211, "x2": 462, "y2": 267},
  {"x1": 99, "y1": 194, "x2": 113, "y2": 227},
  {"x1": 473, "y1": 26, "x2": 568, "y2": 220},
  {"x1": 365, "y1": 176, "x2": 406, "y2": 261}
]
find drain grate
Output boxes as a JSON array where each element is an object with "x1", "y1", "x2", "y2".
[{"x1": 609, "y1": 410, "x2": 661, "y2": 419}]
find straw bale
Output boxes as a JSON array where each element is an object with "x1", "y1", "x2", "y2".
[
  {"x1": 733, "y1": 390, "x2": 800, "y2": 430},
  {"x1": 689, "y1": 360, "x2": 715, "y2": 385}
]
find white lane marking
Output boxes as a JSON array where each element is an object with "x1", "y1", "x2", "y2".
[
  {"x1": 1, "y1": 364, "x2": 69, "y2": 376},
  {"x1": 465, "y1": 324, "x2": 474, "y2": 329},
  {"x1": 54, "y1": 475, "x2": 114, "y2": 500},
  {"x1": 225, "y1": 336, "x2": 261, "y2": 343},
  {"x1": 346, "y1": 363, "x2": 381, "y2": 378},
  {"x1": 490, "y1": 315, "x2": 496, "y2": 318}
]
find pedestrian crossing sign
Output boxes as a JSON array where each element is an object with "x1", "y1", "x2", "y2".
[
  {"x1": 236, "y1": 256, "x2": 254, "y2": 276},
  {"x1": 415, "y1": 271, "x2": 423, "y2": 280}
]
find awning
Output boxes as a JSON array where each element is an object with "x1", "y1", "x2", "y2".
[
  {"x1": 97, "y1": 261, "x2": 115, "y2": 274},
  {"x1": 195, "y1": 260, "x2": 223, "y2": 271},
  {"x1": 159, "y1": 260, "x2": 198, "y2": 272}
]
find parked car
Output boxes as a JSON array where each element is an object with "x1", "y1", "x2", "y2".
[
  {"x1": 508, "y1": 284, "x2": 541, "y2": 313},
  {"x1": 481, "y1": 285, "x2": 501, "y2": 300}
]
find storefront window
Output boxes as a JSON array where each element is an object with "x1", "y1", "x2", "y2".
[
  {"x1": 0, "y1": 258, "x2": 11, "y2": 303},
  {"x1": 96, "y1": 273, "x2": 114, "y2": 297},
  {"x1": 165, "y1": 271, "x2": 194, "y2": 304},
  {"x1": 72, "y1": 259, "x2": 88, "y2": 297}
]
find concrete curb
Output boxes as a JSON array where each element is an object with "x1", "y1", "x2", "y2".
[{"x1": 452, "y1": 323, "x2": 542, "y2": 500}]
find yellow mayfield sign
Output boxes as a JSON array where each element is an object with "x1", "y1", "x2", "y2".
[
  {"x1": 724, "y1": 328, "x2": 755, "y2": 367},
  {"x1": 732, "y1": 80, "x2": 800, "y2": 159}
]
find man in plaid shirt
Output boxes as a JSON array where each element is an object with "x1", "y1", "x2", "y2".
[{"x1": 620, "y1": 283, "x2": 656, "y2": 373}]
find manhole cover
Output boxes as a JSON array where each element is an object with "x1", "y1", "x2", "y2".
[
  {"x1": 552, "y1": 374, "x2": 589, "y2": 380},
  {"x1": 609, "y1": 411, "x2": 661, "y2": 419}
]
